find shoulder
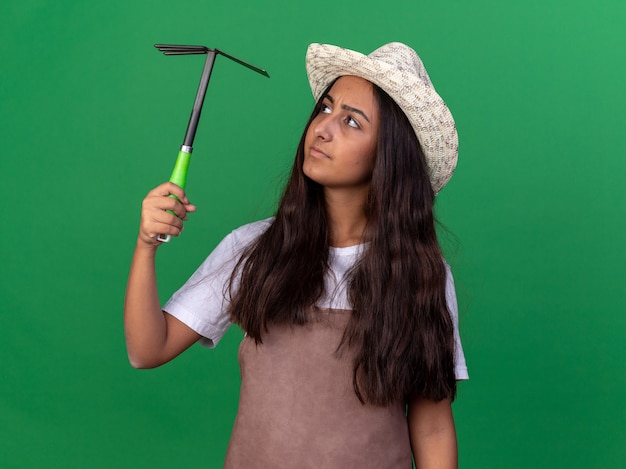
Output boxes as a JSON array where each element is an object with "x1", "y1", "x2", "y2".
[
  {"x1": 183, "y1": 218, "x2": 273, "y2": 280},
  {"x1": 442, "y1": 259, "x2": 453, "y2": 281},
  {"x1": 441, "y1": 259, "x2": 460, "y2": 316},
  {"x1": 228, "y1": 217, "x2": 274, "y2": 247},
  {"x1": 195, "y1": 218, "x2": 274, "y2": 270}
]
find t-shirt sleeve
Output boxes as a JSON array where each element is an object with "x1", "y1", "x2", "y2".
[
  {"x1": 445, "y1": 263, "x2": 469, "y2": 380},
  {"x1": 163, "y1": 219, "x2": 271, "y2": 348}
]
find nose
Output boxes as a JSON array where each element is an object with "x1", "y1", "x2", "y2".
[{"x1": 313, "y1": 114, "x2": 333, "y2": 141}]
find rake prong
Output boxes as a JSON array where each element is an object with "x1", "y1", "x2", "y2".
[
  {"x1": 215, "y1": 49, "x2": 270, "y2": 77},
  {"x1": 154, "y1": 44, "x2": 207, "y2": 50},
  {"x1": 163, "y1": 50, "x2": 208, "y2": 56},
  {"x1": 155, "y1": 44, "x2": 206, "y2": 48},
  {"x1": 154, "y1": 44, "x2": 209, "y2": 55}
]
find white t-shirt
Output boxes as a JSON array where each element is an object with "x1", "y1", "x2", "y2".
[{"x1": 164, "y1": 218, "x2": 469, "y2": 380}]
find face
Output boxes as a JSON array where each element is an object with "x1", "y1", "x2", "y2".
[{"x1": 303, "y1": 76, "x2": 379, "y2": 192}]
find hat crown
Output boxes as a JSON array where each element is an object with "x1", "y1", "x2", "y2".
[{"x1": 367, "y1": 42, "x2": 433, "y2": 89}]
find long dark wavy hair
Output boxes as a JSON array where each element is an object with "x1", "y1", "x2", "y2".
[{"x1": 227, "y1": 80, "x2": 456, "y2": 405}]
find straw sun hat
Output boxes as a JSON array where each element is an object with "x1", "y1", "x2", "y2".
[{"x1": 306, "y1": 42, "x2": 458, "y2": 193}]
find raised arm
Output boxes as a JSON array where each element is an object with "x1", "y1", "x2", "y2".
[
  {"x1": 124, "y1": 182, "x2": 201, "y2": 368},
  {"x1": 408, "y1": 396, "x2": 458, "y2": 469}
]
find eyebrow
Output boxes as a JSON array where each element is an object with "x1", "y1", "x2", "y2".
[{"x1": 326, "y1": 94, "x2": 371, "y2": 123}]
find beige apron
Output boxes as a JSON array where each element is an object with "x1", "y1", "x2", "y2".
[{"x1": 224, "y1": 308, "x2": 413, "y2": 468}]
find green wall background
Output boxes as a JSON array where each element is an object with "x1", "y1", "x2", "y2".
[{"x1": 1, "y1": 0, "x2": 624, "y2": 467}]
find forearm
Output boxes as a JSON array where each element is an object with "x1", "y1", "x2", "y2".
[
  {"x1": 411, "y1": 423, "x2": 457, "y2": 468},
  {"x1": 408, "y1": 397, "x2": 458, "y2": 469},
  {"x1": 124, "y1": 241, "x2": 168, "y2": 368},
  {"x1": 124, "y1": 182, "x2": 200, "y2": 368}
]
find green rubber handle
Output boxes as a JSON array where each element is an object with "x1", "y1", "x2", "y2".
[
  {"x1": 169, "y1": 149, "x2": 192, "y2": 190},
  {"x1": 158, "y1": 149, "x2": 192, "y2": 243}
]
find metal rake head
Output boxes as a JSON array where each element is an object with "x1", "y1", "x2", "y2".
[{"x1": 154, "y1": 44, "x2": 269, "y2": 77}]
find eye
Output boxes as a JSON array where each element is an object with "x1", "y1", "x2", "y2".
[
  {"x1": 346, "y1": 116, "x2": 360, "y2": 129},
  {"x1": 321, "y1": 103, "x2": 332, "y2": 114}
]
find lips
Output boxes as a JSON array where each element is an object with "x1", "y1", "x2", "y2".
[{"x1": 309, "y1": 146, "x2": 330, "y2": 159}]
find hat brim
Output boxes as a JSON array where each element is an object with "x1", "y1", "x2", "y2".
[{"x1": 306, "y1": 43, "x2": 458, "y2": 193}]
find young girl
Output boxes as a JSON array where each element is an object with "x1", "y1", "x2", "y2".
[{"x1": 125, "y1": 42, "x2": 468, "y2": 468}]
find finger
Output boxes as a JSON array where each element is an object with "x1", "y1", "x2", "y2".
[
  {"x1": 140, "y1": 222, "x2": 184, "y2": 245},
  {"x1": 151, "y1": 203, "x2": 185, "y2": 227},
  {"x1": 183, "y1": 203, "x2": 197, "y2": 214},
  {"x1": 147, "y1": 182, "x2": 191, "y2": 205},
  {"x1": 140, "y1": 208, "x2": 185, "y2": 241},
  {"x1": 142, "y1": 193, "x2": 189, "y2": 220}
]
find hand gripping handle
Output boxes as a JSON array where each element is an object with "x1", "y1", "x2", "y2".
[{"x1": 157, "y1": 148, "x2": 192, "y2": 243}]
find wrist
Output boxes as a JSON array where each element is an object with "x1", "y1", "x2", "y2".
[{"x1": 135, "y1": 236, "x2": 160, "y2": 256}]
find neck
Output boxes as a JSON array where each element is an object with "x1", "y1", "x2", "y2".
[{"x1": 324, "y1": 186, "x2": 369, "y2": 247}]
